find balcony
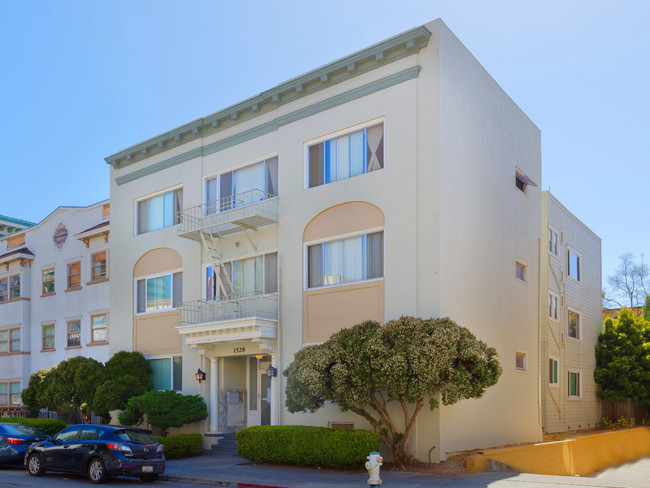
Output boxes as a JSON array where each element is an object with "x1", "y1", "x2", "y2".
[
  {"x1": 178, "y1": 189, "x2": 278, "y2": 241},
  {"x1": 176, "y1": 294, "x2": 278, "y2": 347}
]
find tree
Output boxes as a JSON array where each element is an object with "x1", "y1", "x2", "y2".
[
  {"x1": 118, "y1": 390, "x2": 208, "y2": 436},
  {"x1": 93, "y1": 351, "x2": 153, "y2": 417},
  {"x1": 22, "y1": 356, "x2": 105, "y2": 423},
  {"x1": 594, "y1": 308, "x2": 650, "y2": 408},
  {"x1": 605, "y1": 253, "x2": 649, "y2": 308},
  {"x1": 643, "y1": 294, "x2": 650, "y2": 322},
  {"x1": 284, "y1": 316, "x2": 502, "y2": 469}
]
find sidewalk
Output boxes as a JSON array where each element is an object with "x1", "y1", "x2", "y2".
[{"x1": 164, "y1": 453, "x2": 650, "y2": 488}]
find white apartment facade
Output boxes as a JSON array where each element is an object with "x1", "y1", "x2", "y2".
[
  {"x1": 0, "y1": 202, "x2": 110, "y2": 415},
  {"x1": 541, "y1": 191, "x2": 602, "y2": 432},
  {"x1": 107, "y1": 19, "x2": 543, "y2": 461}
]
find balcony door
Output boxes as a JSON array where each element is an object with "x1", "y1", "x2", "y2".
[{"x1": 247, "y1": 355, "x2": 272, "y2": 427}]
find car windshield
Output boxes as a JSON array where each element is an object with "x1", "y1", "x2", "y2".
[
  {"x1": 1, "y1": 424, "x2": 45, "y2": 436},
  {"x1": 114, "y1": 429, "x2": 156, "y2": 444}
]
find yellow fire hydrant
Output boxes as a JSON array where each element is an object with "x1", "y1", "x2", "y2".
[{"x1": 365, "y1": 451, "x2": 383, "y2": 486}]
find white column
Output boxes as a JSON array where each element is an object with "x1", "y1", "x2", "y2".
[
  {"x1": 270, "y1": 355, "x2": 277, "y2": 425},
  {"x1": 209, "y1": 357, "x2": 219, "y2": 433}
]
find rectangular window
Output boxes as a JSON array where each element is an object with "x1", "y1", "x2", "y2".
[
  {"x1": 308, "y1": 123, "x2": 384, "y2": 188},
  {"x1": 91, "y1": 251, "x2": 107, "y2": 281},
  {"x1": 42, "y1": 324, "x2": 55, "y2": 350},
  {"x1": 549, "y1": 358, "x2": 559, "y2": 385},
  {"x1": 568, "y1": 371, "x2": 580, "y2": 397},
  {"x1": 568, "y1": 250, "x2": 580, "y2": 281},
  {"x1": 103, "y1": 203, "x2": 110, "y2": 217},
  {"x1": 548, "y1": 229, "x2": 558, "y2": 255},
  {"x1": 0, "y1": 277, "x2": 7, "y2": 302},
  {"x1": 10, "y1": 382, "x2": 20, "y2": 405},
  {"x1": 67, "y1": 262, "x2": 81, "y2": 289},
  {"x1": 515, "y1": 261, "x2": 526, "y2": 283},
  {"x1": 137, "y1": 189, "x2": 183, "y2": 234},
  {"x1": 42, "y1": 268, "x2": 55, "y2": 294},
  {"x1": 137, "y1": 272, "x2": 182, "y2": 313},
  {"x1": 6, "y1": 233, "x2": 25, "y2": 248},
  {"x1": 67, "y1": 320, "x2": 81, "y2": 347},
  {"x1": 0, "y1": 383, "x2": 6, "y2": 404},
  {"x1": 568, "y1": 310, "x2": 580, "y2": 339},
  {"x1": 91, "y1": 314, "x2": 107, "y2": 343},
  {"x1": 148, "y1": 357, "x2": 182, "y2": 391},
  {"x1": 206, "y1": 253, "x2": 278, "y2": 300},
  {"x1": 548, "y1": 293, "x2": 558, "y2": 320},
  {"x1": 308, "y1": 231, "x2": 383, "y2": 288},
  {"x1": 10, "y1": 328, "x2": 20, "y2": 352},
  {"x1": 515, "y1": 169, "x2": 536, "y2": 195},
  {"x1": 515, "y1": 352, "x2": 527, "y2": 371},
  {"x1": 0, "y1": 330, "x2": 6, "y2": 353}
]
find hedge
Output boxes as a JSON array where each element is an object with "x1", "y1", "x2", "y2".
[
  {"x1": 156, "y1": 434, "x2": 203, "y2": 459},
  {"x1": 236, "y1": 425, "x2": 380, "y2": 469},
  {"x1": 1, "y1": 417, "x2": 67, "y2": 436}
]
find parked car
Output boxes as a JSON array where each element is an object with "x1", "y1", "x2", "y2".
[
  {"x1": 25, "y1": 424, "x2": 165, "y2": 483},
  {"x1": 0, "y1": 422, "x2": 49, "y2": 466}
]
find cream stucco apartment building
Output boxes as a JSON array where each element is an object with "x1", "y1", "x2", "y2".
[
  {"x1": 106, "y1": 19, "x2": 545, "y2": 461},
  {"x1": 0, "y1": 202, "x2": 110, "y2": 416},
  {"x1": 541, "y1": 191, "x2": 602, "y2": 432}
]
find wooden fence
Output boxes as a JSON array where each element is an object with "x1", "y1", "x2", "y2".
[{"x1": 601, "y1": 400, "x2": 648, "y2": 424}]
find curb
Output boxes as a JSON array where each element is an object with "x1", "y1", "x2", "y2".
[{"x1": 165, "y1": 475, "x2": 295, "y2": 488}]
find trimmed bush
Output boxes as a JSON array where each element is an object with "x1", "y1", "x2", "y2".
[
  {"x1": 237, "y1": 425, "x2": 380, "y2": 469},
  {"x1": 1, "y1": 417, "x2": 66, "y2": 436},
  {"x1": 156, "y1": 434, "x2": 203, "y2": 459}
]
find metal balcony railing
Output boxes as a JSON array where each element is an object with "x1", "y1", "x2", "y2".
[
  {"x1": 179, "y1": 293, "x2": 278, "y2": 327},
  {"x1": 178, "y1": 189, "x2": 278, "y2": 238}
]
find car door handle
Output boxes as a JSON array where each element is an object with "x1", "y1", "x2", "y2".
[{"x1": 63, "y1": 445, "x2": 70, "y2": 448}]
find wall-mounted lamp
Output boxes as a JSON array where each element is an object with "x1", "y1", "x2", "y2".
[
  {"x1": 195, "y1": 368, "x2": 206, "y2": 383},
  {"x1": 266, "y1": 366, "x2": 278, "y2": 377},
  {"x1": 255, "y1": 354, "x2": 264, "y2": 359}
]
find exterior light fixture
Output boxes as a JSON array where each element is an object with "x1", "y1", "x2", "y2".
[
  {"x1": 195, "y1": 368, "x2": 206, "y2": 383},
  {"x1": 255, "y1": 354, "x2": 264, "y2": 359},
  {"x1": 266, "y1": 366, "x2": 277, "y2": 377}
]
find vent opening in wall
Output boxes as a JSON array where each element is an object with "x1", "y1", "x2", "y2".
[{"x1": 328, "y1": 422, "x2": 354, "y2": 430}]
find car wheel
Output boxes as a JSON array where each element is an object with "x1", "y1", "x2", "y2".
[
  {"x1": 87, "y1": 457, "x2": 108, "y2": 484},
  {"x1": 140, "y1": 474, "x2": 159, "y2": 482},
  {"x1": 27, "y1": 454, "x2": 45, "y2": 476}
]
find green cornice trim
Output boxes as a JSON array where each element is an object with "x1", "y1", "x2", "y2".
[
  {"x1": 115, "y1": 65, "x2": 421, "y2": 185},
  {"x1": 106, "y1": 25, "x2": 431, "y2": 170},
  {"x1": 0, "y1": 215, "x2": 36, "y2": 227}
]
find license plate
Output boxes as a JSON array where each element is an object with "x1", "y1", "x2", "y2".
[{"x1": 142, "y1": 466, "x2": 153, "y2": 473}]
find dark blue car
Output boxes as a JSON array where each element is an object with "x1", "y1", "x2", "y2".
[
  {"x1": 0, "y1": 422, "x2": 48, "y2": 466},
  {"x1": 25, "y1": 424, "x2": 165, "y2": 483}
]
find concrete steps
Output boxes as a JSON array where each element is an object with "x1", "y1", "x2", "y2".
[{"x1": 205, "y1": 432, "x2": 238, "y2": 456}]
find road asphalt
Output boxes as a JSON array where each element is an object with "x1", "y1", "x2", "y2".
[{"x1": 164, "y1": 453, "x2": 650, "y2": 488}]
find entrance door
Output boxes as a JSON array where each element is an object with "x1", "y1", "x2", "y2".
[{"x1": 246, "y1": 355, "x2": 272, "y2": 427}]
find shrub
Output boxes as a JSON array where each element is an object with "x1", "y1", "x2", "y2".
[
  {"x1": 237, "y1": 425, "x2": 380, "y2": 469},
  {"x1": 156, "y1": 434, "x2": 203, "y2": 459},
  {"x1": 598, "y1": 416, "x2": 634, "y2": 429},
  {"x1": 2, "y1": 417, "x2": 67, "y2": 436}
]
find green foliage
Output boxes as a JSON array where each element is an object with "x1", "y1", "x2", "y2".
[
  {"x1": 237, "y1": 425, "x2": 380, "y2": 469},
  {"x1": 155, "y1": 434, "x2": 203, "y2": 459},
  {"x1": 94, "y1": 351, "x2": 153, "y2": 416},
  {"x1": 594, "y1": 309, "x2": 650, "y2": 407},
  {"x1": 119, "y1": 390, "x2": 208, "y2": 436},
  {"x1": 1, "y1": 417, "x2": 66, "y2": 436},
  {"x1": 643, "y1": 295, "x2": 650, "y2": 322},
  {"x1": 284, "y1": 316, "x2": 502, "y2": 468},
  {"x1": 598, "y1": 416, "x2": 634, "y2": 429}
]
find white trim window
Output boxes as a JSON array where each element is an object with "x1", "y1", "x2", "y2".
[
  {"x1": 568, "y1": 309, "x2": 580, "y2": 339},
  {"x1": 515, "y1": 261, "x2": 527, "y2": 283},
  {"x1": 206, "y1": 252, "x2": 278, "y2": 300},
  {"x1": 137, "y1": 188, "x2": 183, "y2": 234},
  {"x1": 568, "y1": 371, "x2": 581, "y2": 398},
  {"x1": 205, "y1": 157, "x2": 278, "y2": 215},
  {"x1": 307, "y1": 231, "x2": 383, "y2": 288},
  {"x1": 568, "y1": 249, "x2": 580, "y2": 281},
  {"x1": 515, "y1": 352, "x2": 527, "y2": 372},
  {"x1": 549, "y1": 357, "x2": 559, "y2": 386},
  {"x1": 308, "y1": 122, "x2": 384, "y2": 188},
  {"x1": 148, "y1": 356, "x2": 182, "y2": 391},
  {"x1": 548, "y1": 228, "x2": 558, "y2": 256},
  {"x1": 548, "y1": 293, "x2": 558, "y2": 320},
  {"x1": 136, "y1": 272, "x2": 182, "y2": 313}
]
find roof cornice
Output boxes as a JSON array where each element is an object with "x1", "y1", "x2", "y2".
[{"x1": 106, "y1": 25, "x2": 431, "y2": 170}]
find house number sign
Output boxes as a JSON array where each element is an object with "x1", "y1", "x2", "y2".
[{"x1": 233, "y1": 346, "x2": 246, "y2": 354}]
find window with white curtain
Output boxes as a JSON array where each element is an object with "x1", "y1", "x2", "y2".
[
  {"x1": 136, "y1": 272, "x2": 183, "y2": 313},
  {"x1": 137, "y1": 189, "x2": 183, "y2": 234},
  {"x1": 206, "y1": 252, "x2": 278, "y2": 300},
  {"x1": 308, "y1": 123, "x2": 384, "y2": 188},
  {"x1": 308, "y1": 231, "x2": 383, "y2": 288},
  {"x1": 205, "y1": 157, "x2": 278, "y2": 214}
]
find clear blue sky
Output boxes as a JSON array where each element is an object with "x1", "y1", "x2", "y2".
[{"x1": 1, "y1": 0, "x2": 648, "y2": 289}]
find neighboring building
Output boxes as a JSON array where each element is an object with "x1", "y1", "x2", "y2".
[
  {"x1": 0, "y1": 201, "x2": 110, "y2": 415},
  {"x1": 0, "y1": 215, "x2": 36, "y2": 238},
  {"x1": 540, "y1": 191, "x2": 602, "y2": 432},
  {"x1": 106, "y1": 19, "x2": 543, "y2": 461},
  {"x1": 602, "y1": 307, "x2": 643, "y2": 321}
]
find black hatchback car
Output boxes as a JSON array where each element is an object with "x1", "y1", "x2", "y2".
[
  {"x1": 25, "y1": 424, "x2": 165, "y2": 483},
  {"x1": 0, "y1": 422, "x2": 48, "y2": 466}
]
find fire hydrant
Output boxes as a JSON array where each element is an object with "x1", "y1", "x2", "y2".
[{"x1": 365, "y1": 451, "x2": 383, "y2": 486}]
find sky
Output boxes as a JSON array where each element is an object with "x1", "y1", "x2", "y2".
[{"x1": 1, "y1": 0, "x2": 648, "y2": 290}]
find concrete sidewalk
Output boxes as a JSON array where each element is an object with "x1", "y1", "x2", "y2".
[{"x1": 164, "y1": 453, "x2": 650, "y2": 487}]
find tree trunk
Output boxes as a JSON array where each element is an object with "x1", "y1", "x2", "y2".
[{"x1": 76, "y1": 405, "x2": 90, "y2": 424}]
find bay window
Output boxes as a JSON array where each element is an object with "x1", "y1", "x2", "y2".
[{"x1": 0, "y1": 274, "x2": 20, "y2": 302}]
